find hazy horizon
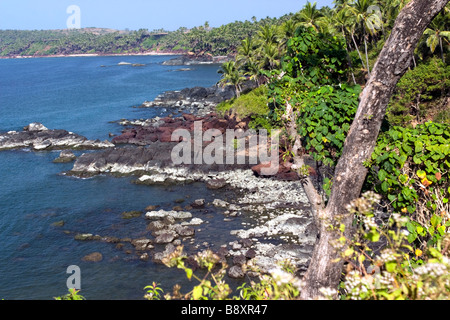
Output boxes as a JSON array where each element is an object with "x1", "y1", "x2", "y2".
[{"x1": 0, "y1": 0, "x2": 333, "y2": 32}]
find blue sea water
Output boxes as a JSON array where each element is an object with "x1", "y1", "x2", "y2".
[{"x1": 0, "y1": 56, "x2": 242, "y2": 300}]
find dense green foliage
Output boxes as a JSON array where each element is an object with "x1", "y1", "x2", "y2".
[
  {"x1": 387, "y1": 58, "x2": 450, "y2": 126},
  {"x1": 298, "y1": 84, "x2": 361, "y2": 167},
  {"x1": 0, "y1": 29, "x2": 153, "y2": 56},
  {"x1": 0, "y1": 16, "x2": 294, "y2": 57},
  {"x1": 216, "y1": 85, "x2": 269, "y2": 119},
  {"x1": 211, "y1": 0, "x2": 450, "y2": 301},
  {"x1": 365, "y1": 122, "x2": 450, "y2": 247},
  {"x1": 259, "y1": 26, "x2": 361, "y2": 169}
]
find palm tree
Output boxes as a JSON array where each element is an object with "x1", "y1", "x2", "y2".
[
  {"x1": 243, "y1": 59, "x2": 263, "y2": 86},
  {"x1": 422, "y1": 11, "x2": 450, "y2": 62},
  {"x1": 349, "y1": 0, "x2": 383, "y2": 76},
  {"x1": 257, "y1": 25, "x2": 279, "y2": 46},
  {"x1": 236, "y1": 38, "x2": 255, "y2": 66},
  {"x1": 379, "y1": 0, "x2": 408, "y2": 29},
  {"x1": 260, "y1": 42, "x2": 281, "y2": 70},
  {"x1": 280, "y1": 19, "x2": 299, "y2": 42},
  {"x1": 332, "y1": 7, "x2": 358, "y2": 83},
  {"x1": 294, "y1": 1, "x2": 324, "y2": 32},
  {"x1": 218, "y1": 60, "x2": 246, "y2": 97}
]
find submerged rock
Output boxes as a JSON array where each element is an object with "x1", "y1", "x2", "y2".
[
  {"x1": 121, "y1": 210, "x2": 143, "y2": 219},
  {"x1": 82, "y1": 252, "x2": 103, "y2": 262},
  {"x1": 53, "y1": 150, "x2": 77, "y2": 163}
]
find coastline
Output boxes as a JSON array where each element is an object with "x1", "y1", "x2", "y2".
[{"x1": 0, "y1": 51, "x2": 182, "y2": 60}]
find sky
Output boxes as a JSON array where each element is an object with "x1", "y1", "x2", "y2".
[{"x1": 0, "y1": 0, "x2": 334, "y2": 31}]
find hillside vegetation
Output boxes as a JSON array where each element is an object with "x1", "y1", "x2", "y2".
[{"x1": 0, "y1": 15, "x2": 293, "y2": 57}]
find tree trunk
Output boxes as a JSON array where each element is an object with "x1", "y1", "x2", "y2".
[
  {"x1": 351, "y1": 32, "x2": 367, "y2": 72},
  {"x1": 299, "y1": 0, "x2": 450, "y2": 300},
  {"x1": 364, "y1": 36, "x2": 371, "y2": 77}
]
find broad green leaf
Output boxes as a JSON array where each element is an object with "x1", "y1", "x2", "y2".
[
  {"x1": 385, "y1": 261, "x2": 397, "y2": 273},
  {"x1": 193, "y1": 286, "x2": 203, "y2": 300},
  {"x1": 378, "y1": 169, "x2": 388, "y2": 181},
  {"x1": 416, "y1": 170, "x2": 427, "y2": 179},
  {"x1": 415, "y1": 141, "x2": 423, "y2": 153}
]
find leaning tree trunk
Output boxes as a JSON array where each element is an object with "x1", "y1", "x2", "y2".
[{"x1": 299, "y1": 0, "x2": 450, "y2": 300}]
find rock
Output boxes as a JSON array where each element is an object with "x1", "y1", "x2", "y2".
[
  {"x1": 240, "y1": 238, "x2": 253, "y2": 248},
  {"x1": 140, "y1": 252, "x2": 150, "y2": 261},
  {"x1": 102, "y1": 236, "x2": 121, "y2": 243},
  {"x1": 206, "y1": 178, "x2": 227, "y2": 190},
  {"x1": 245, "y1": 249, "x2": 257, "y2": 259},
  {"x1": 217, "y1": 247, "x2": 229, "y2": 259},
  {"x1": 153, "y1": 243, "x2": 177, "y2": 264},
  {"x1": 82, "y1": 252, "x2": 103, "y2": 262},
  {"x1": 162, "y1": 215, "x2": 177, "y2": 225},
  {"x1": 131, "y1": 238, "x2": 154, "y2": 251},
  {"x1": 0, "y1": 125, "x2": 115, "y2": 151},
  {"x1": 232, "y1": 254, "x2": 247, "y2": 266},
  {"x1": 228, "y1": 265, "x2": 245, "y2": 279},
  {"x1": 145, "y1": 210, "x2": 192, "y2": 220},
  {"x1": 162, "y1": 54, "x2": 234, "y2": 66},
  {"x1": 33, "y1": 140, "x2": 52, "y2": 150},
  {"x1": 51, "y1": 220, "x2": 65, "y2": 227},
  {"x1": 24, "y1": 123, "x2": 48, "y2": 132},
  {"x1": 121, "y1": 210, "x2": 142, "y2": 219},
  {"x1": 212, "y1": 199, "x2": 229, "y2": 208},
  {"x1": 181, "y1": 218, "x2": 204, "y2": 226},
  {"x1": 147, "y1": 220, "x2": 167, "y2": 232},
  {"x1": 74, "y1": 233, "x2": 101, "y2": 241},
  {"x1": 231, "y1": 242, "x2": 242, "y2": 250},
  {"x1": 145, "y1": 205, "x2": 159, "y2": 211},
  {"x1": 53, "y1": 150, "x2": 77, "y2": 163},
  {"x1": 155, "y1": 231, "x2": 177, "y2": 244},
  {"x1": 192, "y1": 199, "x2": 205, "y2": 207},
  {"x1": 174, "y1": 225, "x2": 195, "y2": 237}
]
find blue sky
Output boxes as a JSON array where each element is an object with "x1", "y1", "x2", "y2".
[{"x1": 0, "y1": 0, "x2": 334, "y2": 31}]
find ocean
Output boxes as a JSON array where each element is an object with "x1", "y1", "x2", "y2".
[{"x1": 0, "y1": 55, "x2": 241, "y2": 300}]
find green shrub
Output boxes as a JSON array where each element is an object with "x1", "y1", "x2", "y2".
[
  {"x1": 336, "y1": 192, "x2": 450, "y2": 300},
  {"x1": 216, "y1": 85, "x2": 269, "y2": 119},
  {"x1": 387, "y1": 58, "x2": 450, "y2": 127},
  {"x1": 365, "y1": 122, "x2": 450, "y2": 248},
  {"x1": 297, "y1": 84, "x2": 361, "y2": 167},
  {"x1": 54, "y1": 288, "x2": 85, "y2": 300}
]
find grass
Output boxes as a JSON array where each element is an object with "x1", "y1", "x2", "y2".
[{"x1": 216, "y1": 85, "x2": 269, "y2": 119}]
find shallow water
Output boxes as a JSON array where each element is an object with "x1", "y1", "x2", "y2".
[{"x1": 0, "y1": 56, "x2": 245, "y2": 300}]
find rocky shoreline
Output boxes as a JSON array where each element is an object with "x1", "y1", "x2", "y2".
[
  {"x1": 1, "y1": 82, "x2": 316, "y2": 281},
  {"x1": 162, "y1": 53, "x2": 233, "y2": 66},
  {"x1": 0, "y1": 123, "x2": 114, "y2": 151}
]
